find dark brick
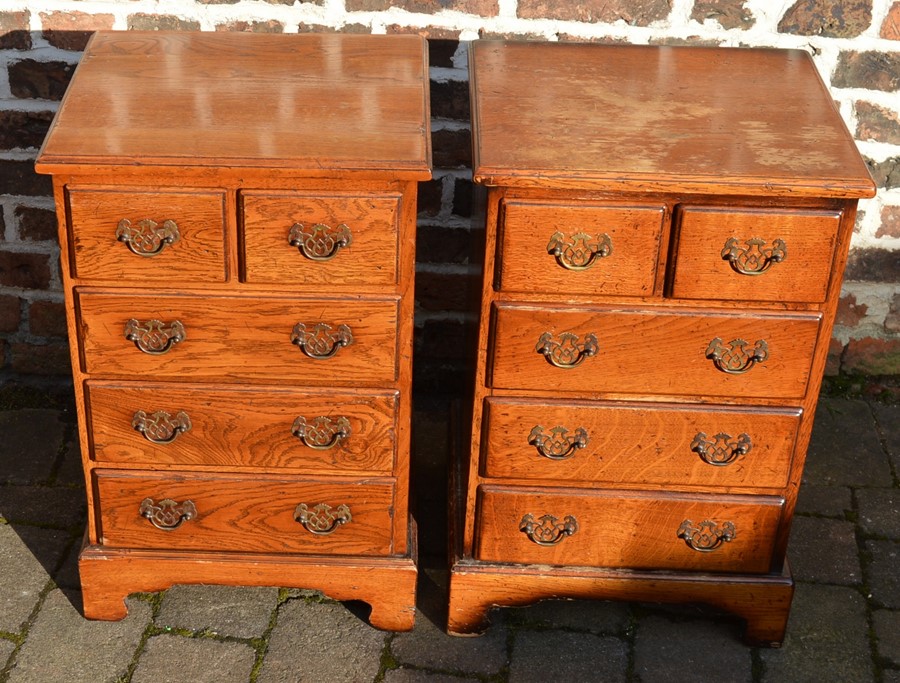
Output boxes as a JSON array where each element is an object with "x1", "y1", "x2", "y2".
[
  {"x1": 856, "y1": 101, "x2": 900, "y2": 144},
  {"x1": 428, "y1": 39, "x2": 459, "y2": 68},
  {"x1": 866, "y1": 156, "x2": 900, "y2": 189},
  {"x1": 691, "y1": 0, "x2": 755, "y2": 29},
  {"x1": 832, "y1": 51, "x2": 900, "y2": 91},
  {"x1": 432, "y1": 128, "x2": 472, "y2": 168},
  {"x1": 8, "y1": 59, "x2": 75, "y2": 101},
  {"x1": 0, "y1": 11, "x2": 31, "y2": 49},
  {"x1": 836, "y1": 292, "x2": 868, "y2": 326},
  {"x1": 417, "y1": 224, "x2": 474, "y2": 265},
  {"x1": 0, "y1": 251, "x2": 51, "y2": 289},
  {"x1": 416, "y1": 270, "x2": 479, "y2": 312},
  {"x1": 779, "y1": 0, "x2": 872, "y2": 38},
  {"x1": 843, "y1": 337, "x2": 900, "y2": 374},
  {"x1": 0, "y1": 160, "x2": 53, "y2": 196},
  {"x1": 0, "y1": 110, "x2": 54, "y2": 151},
  {"x1": 40, "y1": 11, "x2": 115, "y2": 51},
  {"x1": 430, "y1": 79, "x2": 470, "y2": 121},
  {"x1": 845, "y1": 247, "x2": 900, "y2": 281},
  {"x1": 518, "y1": 0, "x2": 671, "y2": 24},
  {"x1": 29, "y1": 300, "x2": 67, "y2": 337},
  {"x1": 10, "y1": 342, "x2": 71, "y2": 375},
  {"x1": 417, "y1": 178, "x2": 443, "y2": 217},
  {"x1": 348, "y1": 0, "x2": 498, "y2": 15},
  {"x1": 876, "y1": 205, "x2": 900, "y2": 238},
  {"x1": 452, "y1": 178, "x2": 473, "y2": 217},
  {"x1": 127, "y1": 15, "x2": 201, "y2": 32},
  {"x1": 15, "y1": 206, "x2": 57, "y2": 242},
  {"x1": 215, "y1": 20, "x2": 285, "y2": 32},
  {"x1": 0, "y1": 295, "x2": 21, "y2": 333},
  {"x1": 882, "y1": 1, "x2": 900, "y2": 39}
]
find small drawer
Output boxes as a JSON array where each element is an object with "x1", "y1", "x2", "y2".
[
  {"x1": 670, "y1": 206, "x2": 842, "y2": 303},
  {"x1": 95, "y1": 470, "x2": 395, "y2": 556},
  {"x1": 87, "y1": 381, "x2": 398, "y2": 474},
  {"x1": 475, "y1": 486, "x2": 783, "y2": 573},
  {"x1": 490, "y1": 303, "x2": 820, "y2": 400},
  {"x1": 241, "y1": 192, "x2": 400, "y2": 287},
  {"x1": 497, "y1": 200, "x2": 665, "y2": 296},
  {"x1": 482, "y1": 398, "x2": 800, "y2": 490},
  {"x1": 77, "y1": 291, "x2": 399, "y2": 385},
  {"x1": 66, "y1": 188, "x2": 226, "y2": 283}
]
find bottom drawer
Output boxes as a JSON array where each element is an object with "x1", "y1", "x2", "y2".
[
  {"x1": 475, "y1": 486, "x2": 783, "y2": 573},
  {"x1": 95, "y1": 470, "x2": 394, "y2": 556}
]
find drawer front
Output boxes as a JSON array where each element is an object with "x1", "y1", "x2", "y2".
[
  {"x1": 95, "y1": 470, "x2": 394, "y2": 556},
  {"x1": 490, "y1": 304, "x2": 820, "y2": 400},
  {"x1": 87, "y1": 381, "x2": 398, "y2": 474},
  {"x1": 670, "y1": 206, "x2": 842, "y2": 303},
  {"x1": 482, "y1": 398, "x2": 800, "y2": 490},
  {"x1": 241, "y1": 192, "x2": 400, "y2": 287},
  {"x1": 78, "y1": 292, "x2": 399, "y2": 384},
  {"x1": 67, "y1": 188, "x2": 226, "y2": 283},
  {"x1": 475, "y1": 486, "x2": 782, "y2": 573},
  {"x1": 497, "y1": 200, "x2": 665, "y2": 296}
]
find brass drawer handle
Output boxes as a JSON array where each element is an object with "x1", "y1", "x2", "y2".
[
  {"x1": 528, "y1": 425, "x2": 590, "y2": 460},
  {"x1": 132, "y1": 410, "x2": 192, "y2": 444},
  {"x1": 536, "y1": 331, "x2": 599, "y2": 369},
  {"x1": 288, "y1": 222, "x2": 352, "y2": 261},
  {"x1": 291, "y1": 415, "x2": 351, "y2": 450},
  {"x1": 705, "y1": 337, "x2": 768, "y2": 374},
  {"x1": 115, "y1": 218, "x2": 180, "y2": 257},
  {"x1": 722, "y1": 237, "x2": 786, "y2": 276},
  {"x1": 519, "y1": 512, "x2": 578, "y2": 546},
  {"x1": 124, "y1": 319, "x2": 186, "y2": 355},
  {"x1": 139, "y1": 497, "x2": 197, "y2": 531},
  {"x1": 294, "y1": 503, "x2": 352, "y2": 535},
  {"x1": 677, "y1": 519, "x2": 736, "y2": 552},
  {"x1": 290, "y1": 322, "x2": 353, "y2": 360},
  {"x1": 691, "y1": 432, "x2": 752, "y2": 466},
  {"x1": 547, "y1": 231, "x2": 612, "y2": 271}
]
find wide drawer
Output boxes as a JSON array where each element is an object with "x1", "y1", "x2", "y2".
[
  {"x1": 241, "y1": 192, "x2": 400, "y2": 287},
  {"x1": 482, "y1": 397, "x2": 800, "y2": 490},
  {"x1": 66, "y1": 188, "x2": 226, "y2": 283},
  {"x1": 95, "y1": 470, "x2": 394, "y2": 556},
  {"x1": 490, "y1": 303, "x2": 821, "y2": 400},
  {"x1": 77, "y1": 291, "x2": 399, "y2": 384},
  {"x1": 496, "y1": 200, "x2": 666, "y2": 296},
  {"x1": 475, "y1": 486, "x2": 783, "y2": 573},
  {"x1": 86, "y1": 381, "x2": 398, "y2": 474},
  {"x1": 670, "y1": 206, "x2": 842, "y2": 303}
]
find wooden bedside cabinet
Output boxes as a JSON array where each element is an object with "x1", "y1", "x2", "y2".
[
  {"x1": 448, "y1": 41, "x2": 875, "y2": 645},
  {"x1": 35, "y1": 31, "x2": 431, "y2": 630}
]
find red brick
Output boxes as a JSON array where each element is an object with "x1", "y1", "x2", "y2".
[
  {"x1": 431, "y1": 80, "x2": 470, "y2": 121},
  {"x1": 836, "y1": 293, "x2": 868, "y2": 326},
  {"x1": 649, "y1": 35, "x2": 723, "y2": 46},
  {"x1": 296, "y1": 23, "x2": 369, "y2": 33},
  {"x1": 833, "y1": 51, "x2": 900, "y2": 91},
  {"x1": 215, "y1": 20, "x2": 285, "y2": 33},
  {"x1": 28, "y1": 300, "x2": 67, "y2": 337},
  {"x1": 15, "y1": 206, "x2": 57, "y2": 242},
  {"x1": 40, "y1": 11, "x2": 115, "y2": 51},
  {"x1": 876, "y1": 205, "x2": 900, "y2": 239},
  {"x1": 386, "y1": 26, "x2": 461, "y2": 43},
  {"x1": 865, "y1": 156, "x2": 900, "y2": 189},
  {"x1": 0, "y1": 251, "x2": 52, "y2": 290},
  {"x1": 0, "y1": 295, "x2": 22, "y2": 333},
  {"x1": 825, "y1": 336, "x2": 844, "y2": 375},
  {"x1": 881, "y1": 1, "x2": 900, "y2": 39},
  {"x1": 349, "y1": 0, "x2": 497, "y2": 15},
  {"x1": 856, "y1": 101, "x2": 900, "y2": 145},
  {"x1": 127, "y1": 15, "x2": 201, "y2": 32},
  {"x1": 416, "y1": 270, "x2": 479, "y2": 312},
  {"x1": 0, "y1": 11, "x2": 31, "y2": 50},
  {"x1": 8, "y1": 59, "x2": 76, "y2": 101},
  {"x1": 0, "y1": 160, "x2": 54, "y2": 197},
  {"x1": 691, "y1": 0, "x2": 755, "y2": 29},
  {"x1": 843, "y1": 337, "x2": 900, "y2": 375},
  {"x1": 518, "y1": 0, "x2": 671, "y2": 24},
  {"x1": 10, "y1": 342, "x2": 71, "y2": 376},
  {"x1": 779, "y1": 0, "x2": 872, "y2": 38},
  {"x1": 432, "y1": 128, "x2": 472, "y2": 169},
  {"x1": 0, "y1": 110, "x2": 55, "y2": 151}
]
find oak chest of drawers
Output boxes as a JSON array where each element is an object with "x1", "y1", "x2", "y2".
[
  {"x1": 448, "y1": 41, "x2": 875, "y2": 645},
  {"x1": 36, "y1": 31, "x2": 431, "y2": 630}
]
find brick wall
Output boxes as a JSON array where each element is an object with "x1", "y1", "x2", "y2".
[{"x1": 1, "y1": 0, "x2": 898, "y2": 389}]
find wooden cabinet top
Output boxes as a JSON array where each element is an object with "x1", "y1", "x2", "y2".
[
  {"x1": 469, "y1": 41, "x2": 874, "y2": 198},
  {"x1": 36, "y1": 31, "x2": 431, "y2": 179}
]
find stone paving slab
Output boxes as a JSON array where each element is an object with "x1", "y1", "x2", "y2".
[
  {"x1": 787, "y1": 516, "x2": 861, "y2": 585},
  {"x1": 0, "y1": 409, "x2": 66, "y2": 484},
  {"x1": 874, "y1": 609, "x2": 900, "y2": 666},
  {"x1": 866, "y1": 539, "x2": 900, "y2": 609},
  {"x1": 131, "y1": 635, "x2": 257, "y2": 683},
  {"x1": 156, "y1": 585, "x2": 279, "y2": 640},
  {"x1": 384, "y1": 669, "x2": 479, "y2": 682},
  {"x1": 872, "y1": 403, "x2": 900, "y2": 472},
  {"x1": 508, "y1": 631, "x2": 627, "y2": 683},
  {"x1": 857, "y1": 488, "x2": 900, "y2": 538},
  {"x1": 502, "y1": 597, "x2": 630, "y2": 635},
  {"x1": 0, "y1": 485, "x2": 85, "y2": 528},
  {"x1": 795, "y1": 483, "x2": 853, "y2": 517}
]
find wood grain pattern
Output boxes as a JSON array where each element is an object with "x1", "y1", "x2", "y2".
[
  {"x1": 481, "y1": 397, "x2": 800, "y2": 490},
  {"x1": 95, "y1": 470, "x2": 395, "y2": 555},
  {"x1": 475, "y1": 486, "x2": 783, "y2": 573},
  {"x1": 241, "y1": 192, "x2": 400, "y2": 287},
  {"x1": 496, "y1": 200, "x2": 666, "y2": 297},
  {"x1": 66, "y1": 187, "x2": 227, "y2": 283},
  {"x1": 490, "y1": 304, "x2": 821, "y2": 399},
  {"x1": 86, "y1": 381, "x2": 398, "y2": 474},
  {"x1": 77, "y1": 291, "x2": 399, "y2": 384},
  {"x1": 670, "y1": 206, "x2": 842, "y2": 303}
]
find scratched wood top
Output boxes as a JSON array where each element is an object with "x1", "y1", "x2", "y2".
[
  {"x1": 36, "y1": 31, "x2": 431, "y2": 177},
  {"x1": 469, "y1": 41, "x2": 874, "y2": 197}
]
